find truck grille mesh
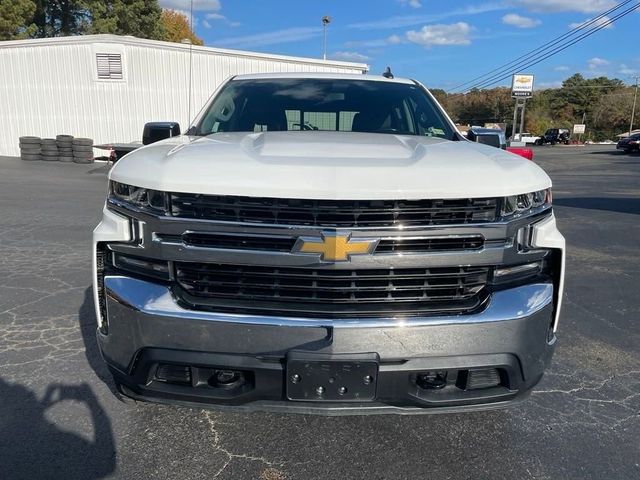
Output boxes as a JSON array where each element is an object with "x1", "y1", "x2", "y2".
[
  {"x1": 175, "y1": 263, "x2": 490, "y2": 317},
  {"x1": 170, "y1": 194, "x2": 498, "y2": 227}
]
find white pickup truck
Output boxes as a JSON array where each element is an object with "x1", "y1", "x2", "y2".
[
  {"x1": 94, "y1": 73, "x2": 565, "y2": 414},
  {"x1": 513, "y1": 132, "x2": 540, "y2": 144}
]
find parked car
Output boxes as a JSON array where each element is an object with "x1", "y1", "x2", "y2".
[
  {"x1": 535, "y1": 128, "x2": 571, "y2": 145},
  {"x1": 512, "y1": 132, "x2": 539, "y2": 144},
  {"x1": 616, "y1": 133, "x2": 640, "y2": 153},
  {"x1": 94, "y1": 73, "x2": 565, "y2": 414}
]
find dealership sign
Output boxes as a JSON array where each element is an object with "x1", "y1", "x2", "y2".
[
  {"x1": 573, "y1": 124, "x2": 586, "y2": 134},
  {"x1": 512, "y1": 74, "x2": 534, "y2": 98}
]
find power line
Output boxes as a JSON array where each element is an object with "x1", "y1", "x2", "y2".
[
  {"x1": 466, "y1": 3, "x2": 640, "y2": 91},
  {"x1": 449, "y1": 0, "x2": 638, "y2": 93}
]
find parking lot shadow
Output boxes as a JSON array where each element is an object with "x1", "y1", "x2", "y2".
[
  {"x1": 554, "y1": 197, "x2": 640, "y2": 215},
  {"x1": 0, "y1": 378, "x2": 116, "y2": 479},
  {"x1": 79, "y1": 287, "x2": 116, "y2": 392}
]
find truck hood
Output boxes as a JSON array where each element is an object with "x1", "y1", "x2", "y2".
[{"x1": 109, "y1": 131, "x2": 551, "y2": 200}]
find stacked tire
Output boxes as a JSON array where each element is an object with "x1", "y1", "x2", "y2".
[
  {"x1": 56, "y1": 135, "x2": 74, "y2": 162},
  {"x1": 72, "y1": 138, "x2": 94, "y2": 164},
  {"x1": 41, "y1": 138, "x2": 59, "y2": 161},
  {"x1": 19, "y1": 136, "x2": 42, "y2": 161}
]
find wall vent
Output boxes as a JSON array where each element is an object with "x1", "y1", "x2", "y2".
[{"x1": 96, "y1": 53, "x2": 123, "y2": 80}]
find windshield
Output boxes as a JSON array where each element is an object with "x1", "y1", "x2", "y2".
[{"x1": 195, "y1": 78, "x2": 455, "y2": 139}]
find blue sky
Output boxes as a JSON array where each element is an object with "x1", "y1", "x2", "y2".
[{"x1": 159, "y1": 0, "x2": 639, "y2": 90}]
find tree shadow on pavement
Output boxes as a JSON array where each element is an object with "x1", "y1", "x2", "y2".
[
  {"x1": 0, "y1": 378, "x2": 116, "y2": 480},
  {"x1": 554, "y1": 197, "x2": 640, "y2": 215}
]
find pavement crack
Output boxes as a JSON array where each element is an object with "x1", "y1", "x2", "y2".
[{"x1": 203, "y1": 410, "x2": 286, "y2": 479}]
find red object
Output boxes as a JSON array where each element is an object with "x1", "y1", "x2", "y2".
[{"x1": 506, "y1": 147, "x2": 534, "y2": 160}]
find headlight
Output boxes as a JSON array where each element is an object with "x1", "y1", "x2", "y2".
[
  {"x1": 109, "y1": 181, "x2": 167, "y2": 213},
  {"x1": 501, "y1": 188, "x2": 551, "y2": 218}
]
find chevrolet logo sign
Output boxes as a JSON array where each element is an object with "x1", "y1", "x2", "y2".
[{"x1": 292, "y1": 232, "x2": 379, "y2": 262}]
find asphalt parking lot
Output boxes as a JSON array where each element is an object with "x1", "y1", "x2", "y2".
[{"x1": 1, "y1": 145, "x2": 639, "y2": 480}]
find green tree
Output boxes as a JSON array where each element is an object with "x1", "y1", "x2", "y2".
[
  {"x1": 90, "y1": 0, "x2": 165, "y2": 40},
  {"x1": 31, "y1": 0, "x2": 92, "y2": 37},
  {"x1": 0, "y1": 0, "x2": 36, "y2": 40}
]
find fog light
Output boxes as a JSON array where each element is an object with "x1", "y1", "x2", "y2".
[
  {"x1": 416, "y1": 371, "x2": 448, "y2": 390},
  {"x1": 210, "y1": 369, "x2": 244, "y2": 389}
]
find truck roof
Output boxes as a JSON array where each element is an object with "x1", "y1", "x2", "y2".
[{"x1": 232, "y1": 72, "x2": 416, "y2": 84}]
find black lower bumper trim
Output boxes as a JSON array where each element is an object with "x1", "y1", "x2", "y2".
[{"x1": 108, "y1": 347, "x2": 543, "y2": 414}]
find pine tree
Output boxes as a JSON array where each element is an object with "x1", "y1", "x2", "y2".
[{"x1": 0, "y1": 0, "x2": 37, "y2": 40}]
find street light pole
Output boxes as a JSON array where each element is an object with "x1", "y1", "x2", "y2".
[
  {"x1": 322, "y1": 16, "x2": 331, "y2": 60},
  {"x1": 630, "y1": 75, "x2": 639, "y2": 136}
]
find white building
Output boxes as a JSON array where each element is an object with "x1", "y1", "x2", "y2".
[{"x1": 0, "y1": 34, "x2": 368, "y2": 156}]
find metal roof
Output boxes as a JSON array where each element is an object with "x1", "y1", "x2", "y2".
[{"x1": 0, "y1": 34, "x2": 369, "y2": 71}]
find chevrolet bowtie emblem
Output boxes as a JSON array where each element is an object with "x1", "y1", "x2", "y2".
[{"x1": 292, "y1": 232, "x2": 379, "y2": 262}]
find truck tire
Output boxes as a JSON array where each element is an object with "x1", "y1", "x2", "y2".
[
  {"x1": 19, "y1": 136, "x2": 41, "y2": 145},
  {"x1": 20, "y1": 147, "x2": 42, "y2": 155},
  {"x1": 58, "y1": 156, "x2": 74, "y2": 162},
  {"x1": 21, "y1": 154, "x2": 41, "y2": 161},
  {"x1": 41, "y1": 138, "x2": 57, "y2": 146},
  {"x1": 56, "y1": 134, "x2": 74, "y2": 142},
  {"x1": 73, "y1": 138, "x2": 93, "y2": 147},
  {"x1": 73, "y1": 155, "x2": 94, "y2": 164}
]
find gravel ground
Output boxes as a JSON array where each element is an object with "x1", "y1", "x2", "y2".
[{"x1": 0, "y1": 146, "x2": 638, "y2": 480}]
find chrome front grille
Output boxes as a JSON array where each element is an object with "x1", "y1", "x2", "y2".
[
  {"x1": 175, "y1": 263, "x2": 490, "y2": 317},
  {"x1": 178, "y1": 232, "x2": 485, "y2": 254},
  {"x1": 170, "y1": 194, "x2": 499, "y2": 227}
]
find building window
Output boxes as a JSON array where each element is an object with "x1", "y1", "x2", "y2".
[{"x1": 96, "y1": 53, "x2": 123, "y2": 80}]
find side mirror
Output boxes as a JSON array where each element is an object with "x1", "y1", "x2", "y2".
[
  {"x1": 142, "y1": 122, "x2": 181, "y2": 145},
  {"x1": 468, "y1": 131, "x2": 502, "y2": 149}
]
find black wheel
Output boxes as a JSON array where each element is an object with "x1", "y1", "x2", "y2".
[
  {"x1": 58, "y1": 156, "x2": 74, "y2": 162},
  {"x1": 41, "y1": 138, "x2": 57, "y2": 145},
  {"x1": 20, "y1": 148, "x2": 41, "y2": 155},
  {"x1": 21, "y1": 154, "x2": 41, "y2": 161},
  {"x1": 56, "y1": 134, "x2": 74, "y2": 142}
]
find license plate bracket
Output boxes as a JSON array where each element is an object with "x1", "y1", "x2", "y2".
[{"x1": 286, "y1": 352, "x2": 378, "y2": 402}]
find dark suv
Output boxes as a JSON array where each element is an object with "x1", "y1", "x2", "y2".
[
  {"x1": 536, "y1": 128, "x2": 571, "y2": 146},
  {"x1": 617, "y1": 133, "x2": 640, "y2": 153}
]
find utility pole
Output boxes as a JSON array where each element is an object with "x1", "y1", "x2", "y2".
[
  {"x1": 322, "y1": 16, "x2": 331, "y2": 60},
  {"x1": 630, "y1": 75, "x2": 639, "y2": 136}
]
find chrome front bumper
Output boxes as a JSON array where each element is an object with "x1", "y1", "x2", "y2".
[{"x1": 98, "y1": 275, "x2": 556, "y2": 413}]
